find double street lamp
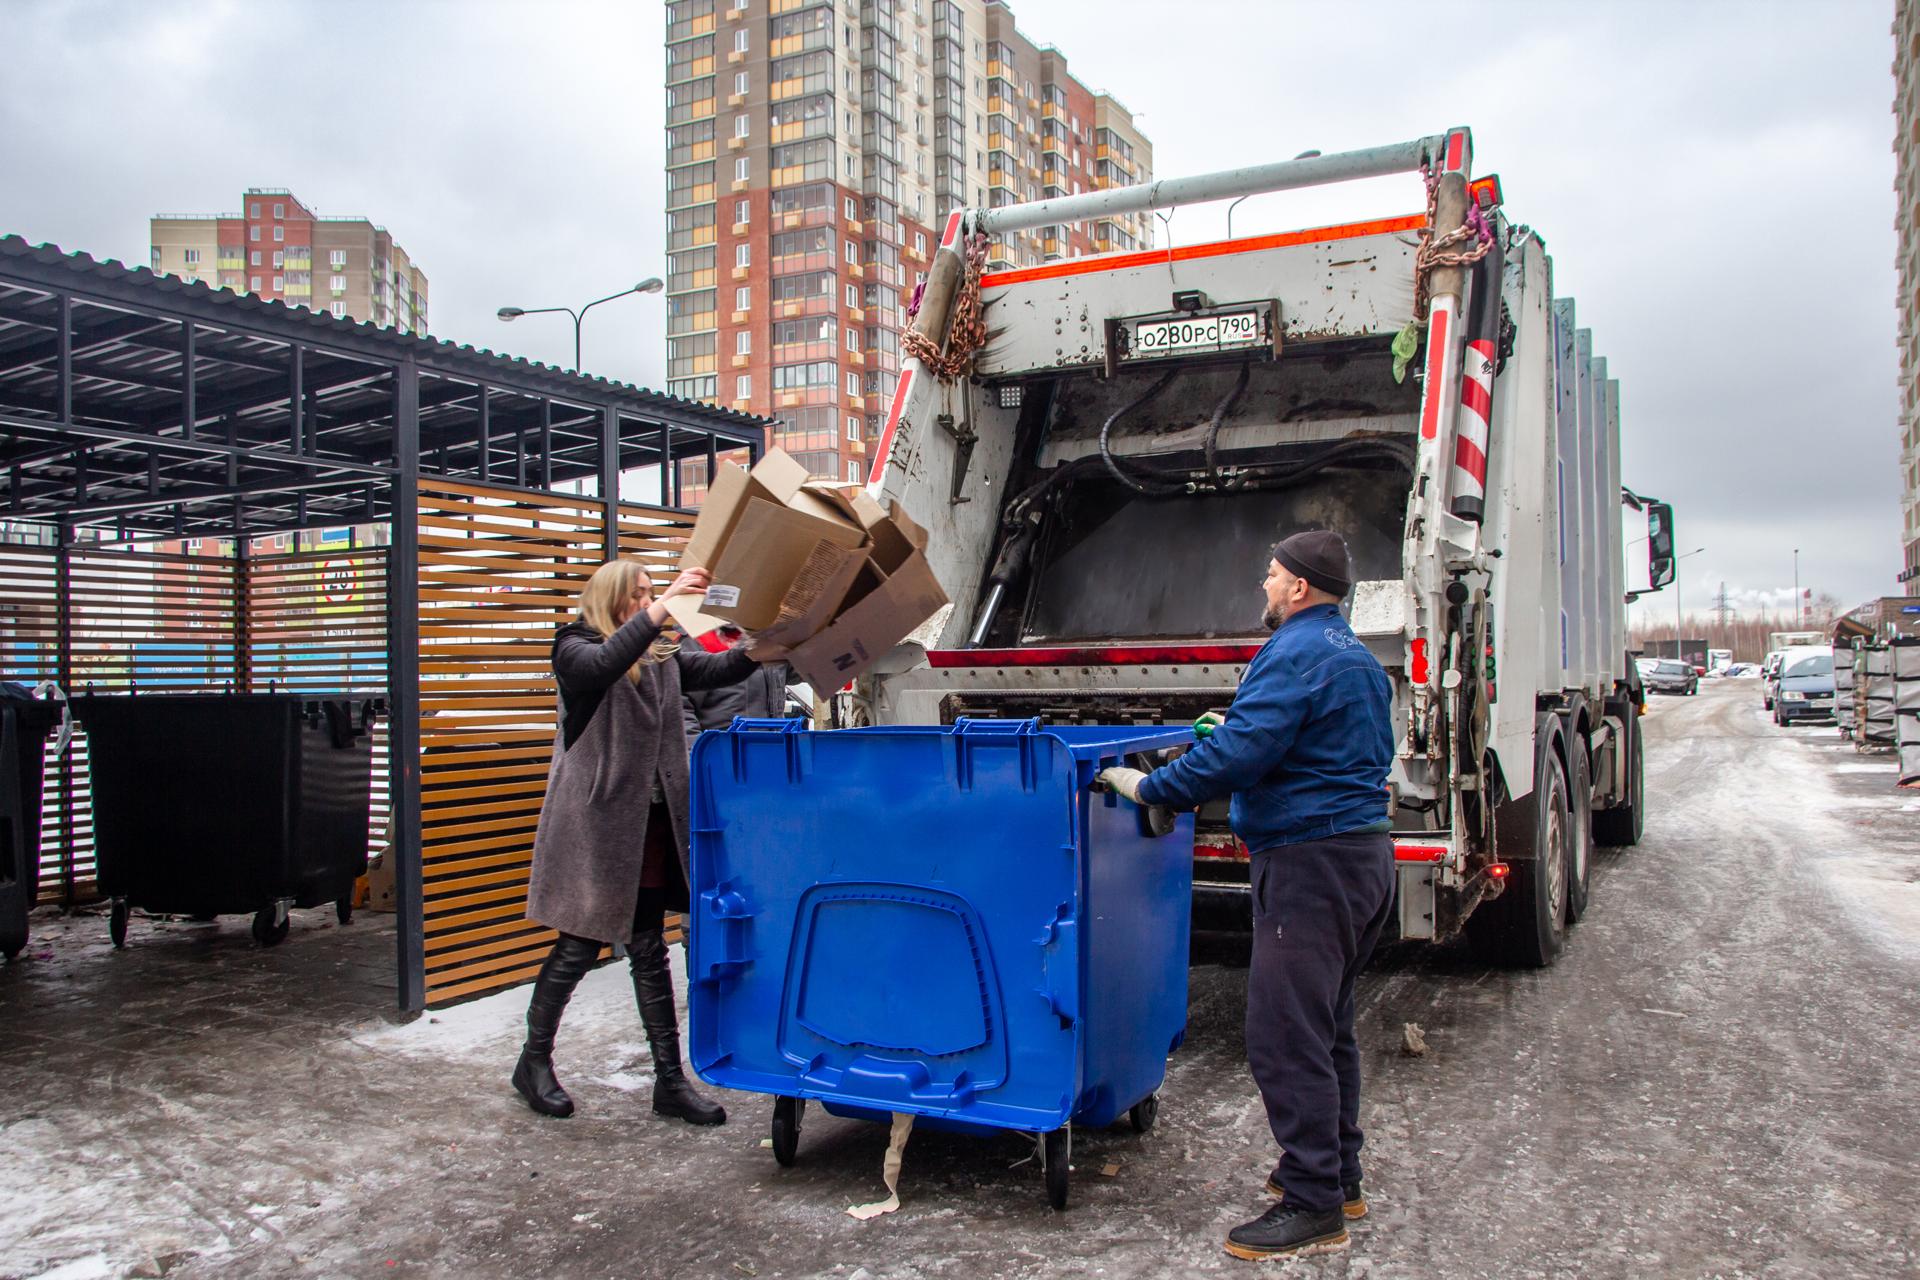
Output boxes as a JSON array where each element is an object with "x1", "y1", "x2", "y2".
[{"x1": 498, "y1": 278, "x2": 665, "y2": 373}]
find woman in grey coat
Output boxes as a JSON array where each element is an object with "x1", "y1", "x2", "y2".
[{"x1": 513, "y1": 557, "x2": 762, "y2": 1124}]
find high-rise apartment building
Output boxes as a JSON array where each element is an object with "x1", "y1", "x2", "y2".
[
  {"x1": 664, "y1": 0, "x2": 1151, "y2": 486},
  {"x1": 150, "y1": 189, "x2": 429, "y2": 334}
]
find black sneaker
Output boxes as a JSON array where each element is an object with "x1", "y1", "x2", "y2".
[
  {"x1": 1264, "y1": 1170, "x2": 1368, "y2": 1219},
  {"x1": 1224, "y1": 1202, "x2": 1350, "y2": 1260}
]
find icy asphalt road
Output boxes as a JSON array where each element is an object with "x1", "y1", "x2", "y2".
[{"x1": 3, "y1": 680, "x2": 1917, "y2": 1279}]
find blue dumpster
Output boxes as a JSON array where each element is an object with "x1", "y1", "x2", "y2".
[{"x1": 688, "y1": 717, "x2": 1195, "y2": 1209}]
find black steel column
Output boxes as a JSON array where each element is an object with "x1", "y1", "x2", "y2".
[
  {"x1": 55, "y1": 294, "x2": 70, "y2": 424},
  {"x1": 53, "y1": 519, "x2": 73, "y2": 904},
  {"x1": 600, "y1": 405, "x2": 619, "y2": 559},
  {"x1": 477, "y1": 385, "x2": 491, "y2": 483},
  {"x1": 389, "y1": 358, "x2": 426, "y2": 1012},
  {"x1": 656, "y1": 423, "x2": 671, "y2": 506},
  {"x1": 181, "y1": 320, "x2": 197, "y2": 441},
  {"x1": 539, "y1": 399, "x2": 553, "y2": 491},
  {"x1": 289, "y1": 344, "x2": 304, "y2": 453}
]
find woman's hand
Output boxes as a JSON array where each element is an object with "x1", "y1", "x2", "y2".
[{"x1": 645, "y1": 566, "x2": 710, "y2": 626}]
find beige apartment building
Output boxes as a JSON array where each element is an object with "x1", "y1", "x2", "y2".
[
  {"x1": 664, "y1": 0, "x2": 1152, "y2": 487},
  {"x1": 150, "y1": 188, "x2": 428, "y2": 335}
]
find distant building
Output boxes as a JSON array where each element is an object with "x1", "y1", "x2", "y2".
[
  {"x1": 662, "y1": 0, "x2": 1153, "y2": 486},
  {"x1": 1897, "y1": 2, "x2": 1920, "y2": 591},
  {"x1": 149, "y1": 188, "x2": 428, "y2": 334}
]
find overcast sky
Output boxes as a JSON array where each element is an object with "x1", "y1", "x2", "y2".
[{"x1": 0, "y1": 0, "x2": 1901, "y2": 620}]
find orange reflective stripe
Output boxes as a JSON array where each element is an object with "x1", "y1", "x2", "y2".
[{"x1": 979, "y1": 213, "x2": 1427, "y2": 290}]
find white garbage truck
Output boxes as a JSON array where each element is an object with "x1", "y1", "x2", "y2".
[{"x1": 853, "y1": 128, "x2": 1676, "y2": 965}]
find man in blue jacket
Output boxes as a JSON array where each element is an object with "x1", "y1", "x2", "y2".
[{"x1": 1099, "y1": 529, "x2": 1394, "y2": 1261}]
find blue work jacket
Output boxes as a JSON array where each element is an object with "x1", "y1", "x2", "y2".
[{"x1": 1136, "y1": 603, "x2": 1393, "y2": 850}]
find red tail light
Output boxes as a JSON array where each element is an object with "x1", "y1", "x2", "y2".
[{"x1": 1486, "y1": 862, "x2": 1510, "y2": 880}]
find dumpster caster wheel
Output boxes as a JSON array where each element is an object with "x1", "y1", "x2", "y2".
[
  {"x1": 1128, "y1": 1093, "x2": 1159, "y2": 1134},
  {"x1": 336, "y1": 898, "x2": 353, "y2": 926},
  {"x1": 3, "y1": 942, "x2": 21, "y2": 961},
  {"x1": 251, "y1": 908, "x2": 290, "y2": 947},
  {"x1": 1043, "y1": 1127, "x2": 1070, "y2": 1210},
  {"x1": 109, "y1": 899, "x2": 129, "y2": 949},
  {"x1": 771, "y1": 1096, "x2": 804, "y2": 1167}
]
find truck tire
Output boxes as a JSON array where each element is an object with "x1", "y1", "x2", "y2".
[
  {"x1": 1565, "y1": 737, "x2": 1594, "y2": 924},
  {"x1": 1467, "y1": 732, "x2": 1568, "y2": 968},
  {"x1": 1593, "y1": 710, "x2": 1643, "y2": 847}
]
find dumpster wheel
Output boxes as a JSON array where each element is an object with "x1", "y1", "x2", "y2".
[
  {"x1": 336, "y1": 897, "x2": 354, "y2": 926},
  {"x1": 771, "y1": 1096, "x2": 804, "y2": 1167},
  {"x1": 251, "y1": 907, "x2": 290, "y2": 947},
  {"x1": 1043, "y1": 1127, "x2": 1071, "y2": 1210},
  {"x1": 1129, "y1": 1093, "x2": 1159, "y2": 1134},
  {"x1": 109, "y1": 899, "x2": 129, "y2": 949}
]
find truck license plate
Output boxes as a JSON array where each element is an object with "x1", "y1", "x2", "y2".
[{"x1": 1130, "y1": 311, "x2": 1263, "y2": 356}]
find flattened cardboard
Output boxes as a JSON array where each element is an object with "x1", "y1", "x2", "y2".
[
  {"x1": 784, "y1": 502, "x2": 948, "y2": 693},
  {"x1": 702, "y1": 496, "x2": 867, "y2": 630},
  {"x1": 679, "y1": 449, "x2": 813, "y2": 570},
  {"x1": 662, "y1": 594, "x2": 730, "y2": 638}
]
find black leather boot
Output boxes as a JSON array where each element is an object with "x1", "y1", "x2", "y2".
[
  {"x1": 1266, "y1": 1169, "x2": 1368, "y2": 1219},
  {"x1": 1223, "y1": 1202, "x2": 1349, "y2": 1260},
  {"x1": 631, "y1": 928, "x2": 726, "y2": 1126},
  {"x1": 512, "y1": 933, "x2": 598, "y2": 1118}
]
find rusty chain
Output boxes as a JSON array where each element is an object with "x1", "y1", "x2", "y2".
[
  {"x1": 1411, "y1": 160, "x2": 1495, "y2": 322},
  {"x1": 903, "y1": 230, "x2": 991, "y2": 380}
]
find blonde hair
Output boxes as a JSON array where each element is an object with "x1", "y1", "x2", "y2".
[{"x1": 576, "y1": 558, "x2": 680, "y2": 680}]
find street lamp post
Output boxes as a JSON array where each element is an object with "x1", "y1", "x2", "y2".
[
  {"x1": 1675, "y1": 546, "x2": 1706, "y2": 653},
  {"x1": 1793, "y1": 548, "x2": 1801, "y2": 627},
  {"x1": 497, "y1": 278, "x2": 665, "y2": 372}
]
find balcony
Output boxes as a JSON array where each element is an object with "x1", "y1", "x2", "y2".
[
  {"x1": 847, "y1": 305, "x2": 865, "y2": 322},
  {"x1": 732, "y1": 309, "x2": 751, "y2": 323},
  {"x1": 844, "y1": 262, "x2": 863, "y2": 279},
  {"x1": 732, "y1": 265, "x2": 752, "y2": 279},
  {"x1": 732, "y1": 354, "x2": 751, "y2": 368},
  {"x1": 727, "y1": 49, "x2": 746, "y2": 64},
  {"x1": 847, "y1": 350, "x2": 865, "y2": 366},
  {"x1": 727, "y1": 92, "x2": 746, "y2": 107},
  {"x1": 728, "y1": 135, "x2": 747, "y2": 150}
]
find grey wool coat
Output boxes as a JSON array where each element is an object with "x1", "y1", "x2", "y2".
[{"x1": 526, "y1": 613, "x2": 754, "y2": 945}]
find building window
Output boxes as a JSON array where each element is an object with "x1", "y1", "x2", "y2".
[
  {"x1": 249, "y1": 226, "x2": 260, "y2": 242},
  {"x1": 846, "y1": 284, "x2": 858, "y2": 307},
  {"x1": 915, "y1": 231, "x2": 926, "y2": 255},
  {"x1": 735, "y1": 114, "x2": 750, "y2": 138},
  {"x1": 274, "y1": 226, "x2": 284, "y2": 242},
  {"x1": 250, "y1": 202, "x2": 260, "y2": 218},
  {"x1": 845, "y1": 196, "x2": 858, "y2": 220},
  {"x1": 844, "y1": 240, "x2": 858, "y2": 264},
  {"x1": 845, "y1": 328, "x2": 859, "y2": 352},
  {"x1": 847, "y1": 460, "x2": 860, "y2": 482},
  {"x1": 273, "y1": 251, "x2": 284, "y2": 268},
  {"x1": 846, "y1": 371, "x2": 860, "y2": 396},
  {"x1": 734, "y1": 28, "x2": 748, "y2": 53},
  {"x1": 332, "y1": 301, "x2": 347, "y2": 319},
  {"x1": 735, "y1": 156, "x2": 750, "y2": 182},
  {"x1": 272, "y1": 275, "x2": 283, "y2": 291},
  {"x1": 847, "y1": 415, "x2": 860, "y2": 441},
  {"x1": 330, "y1": 249, "x2": 346, "y2": 268},
  {"x1": 736, "y1": 330, "x2": 752, "y2": 354},
  {"x1": 736, "y1": 243, "x2": 751, "y2": 267},
  {"x1": 250, "y1": 250, "x2": 261, "y2": 266},
  {"x1": 735, "y1": 70, "x2": 749, "y2": 95},
  {"x1": 736, "y1": 373, "x2": 752, "y2": 399},
  {"x1": 251, "y1": 275, "x2": 262, "y2": 291},
  {"x1": 330, "y1": 275, "x2": 346, "y2": 292},
  {"x1": 735, "y1": 198, "x2": 749, "y2": 224},
  {"x1": 183, "y1": 248, "x2": 200, "y2": 265},
  {"x1": 273, "y1": 202, "x2": 285, "y2": 219},
  {"x1": 735, "y1": 285, "x2": 751, "y2": 309}
]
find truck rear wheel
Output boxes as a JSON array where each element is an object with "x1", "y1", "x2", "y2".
[
  {"x1": 1467, "y1": 734, "x2": 1569, "y2": 968},
  {"x1": 1594, "y1": 710, "x2": 1643, "y2": 847},
  {"x1": 1564, "y1": 738, "x2": 1594, "y2": 924}
]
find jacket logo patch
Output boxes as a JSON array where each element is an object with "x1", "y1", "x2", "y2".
[{"x1": 1324, "y1": 628, "x2": 1356, "y2": 649}]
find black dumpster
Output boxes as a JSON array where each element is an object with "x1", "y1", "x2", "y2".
[
  {"x1": 73, "y1": 694, "x2": 375, "y2": 947},
  {"x1": 1, "y1": 684, "x2": 63, "y2": 961}
]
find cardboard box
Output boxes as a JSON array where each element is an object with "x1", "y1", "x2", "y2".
[{"x1": 669, "y1": 448, "x2": 949, "y2": 692}]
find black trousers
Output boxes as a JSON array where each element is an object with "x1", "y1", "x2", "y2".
[{"x1": 1247, "y1": 830, "x2": 1395, "y2": 1212}]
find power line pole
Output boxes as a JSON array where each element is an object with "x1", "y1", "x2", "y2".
[{"x1": 1713, "y1": 581, "x2": 1735, "y2": 629}]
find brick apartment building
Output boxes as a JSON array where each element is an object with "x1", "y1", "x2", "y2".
[
  {"x1": 150, "y1": 189, "x2": 428, "y2": 334},
  {"x1": 665, "y1": 0, "x2": 1152, "y2": 488}
]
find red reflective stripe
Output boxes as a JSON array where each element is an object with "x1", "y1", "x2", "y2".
[
  {"x1": 1454, "y1": 434, "x2": 1487, "y2": 483},
  {"x1": 980, "y1": 213, "x2": 1427, "y2": 290},
  {"x1": 928, "y1": 643, "x2": 1262, "y2": 668},
  {"x1": 1460, "y1": 375, "x2": 1492, "y2": 423},
  {"x1": 1393, "y1": 843, "x2": 1449, "y2": 863},
  {"x1": 1409, "y1": 637, "x2": 1430, "y2": 684},
  {"x1": 866, "y1": 368, "x2": 916, "y2": 484},
  {"x1": 940, "y1": 210, "x2": 964, "y2": 249},
  {"x1": 1445, "y1": 130, "x2": 1465, "y2": 174},
  {"x1": 1419, "y1": 307, "x2": 1450, "y2": 440}
]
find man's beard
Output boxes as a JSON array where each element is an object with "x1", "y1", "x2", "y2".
[{"x1": 1262, "y1": 602, "x2": 1286, "y2": 631}]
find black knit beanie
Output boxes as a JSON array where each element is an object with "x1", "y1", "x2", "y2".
[{"x1": 1270, "y1": 530, "x2": 1354, "y2": 599}]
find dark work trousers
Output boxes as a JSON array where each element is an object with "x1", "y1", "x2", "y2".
[{"x1": 1247, "y1": 830, "x2": 1395, "y2": 1212}]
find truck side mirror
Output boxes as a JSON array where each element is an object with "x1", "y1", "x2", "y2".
[{"x1": 1647, "y1": 502, "x2": 1676, "y2": 589}]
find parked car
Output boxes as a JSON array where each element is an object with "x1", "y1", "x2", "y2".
[
  {"x1": 1761, "y1": 650, "x2": 1788, "y2": 709},
  {"x1": 1643, "y1": 658, "x2": 1699, "y2": 696},
  {"x1": 1773, "y1": 646, "x2": 1837, "y2": 725}
]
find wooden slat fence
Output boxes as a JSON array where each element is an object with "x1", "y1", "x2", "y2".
[{"x1": 415, "y1": 477, "x2": 696, "y2": 1006}]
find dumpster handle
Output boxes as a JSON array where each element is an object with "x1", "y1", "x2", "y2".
[
  {"x1": 949, "y1": 718, "x2": 1041, "y2": 791},
  {"x1": 728, "y1": 716, "x2": 810, "y2": 733}
]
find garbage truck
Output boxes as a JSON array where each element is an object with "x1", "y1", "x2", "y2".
[{"x1": 851, "y1": 127, "x2": 1675, "y2": 966}]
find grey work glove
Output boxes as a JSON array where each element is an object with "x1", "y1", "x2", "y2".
[{"x1": 1095, "y1": 766, "x2": 1147, "y2": 803}]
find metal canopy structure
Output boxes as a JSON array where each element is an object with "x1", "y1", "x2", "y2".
[
  {"x1": 0, "y1": 235, "x2": 765, "y2": 539},
  {"x1": 0, "y1": 235, "x2": 771, "y2": 1010}
]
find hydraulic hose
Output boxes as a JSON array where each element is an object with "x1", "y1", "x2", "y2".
[
  {"x1": 1099, "y1": 367, "x2": 1185, "y2": 495},
  {"x1": 1202, "y1": 362, "x2": 1254, "y2": 492}
]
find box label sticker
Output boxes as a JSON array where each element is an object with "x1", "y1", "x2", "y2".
[{"x1": 704, "y1": 585, "x2": 742, "y2": 608}]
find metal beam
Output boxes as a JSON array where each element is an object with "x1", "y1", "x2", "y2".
[
  {"x1": 388, "y1": 359, "x2": 425, "y2": 1013},
  {"x1": 0, "y1": 410, "x2": 394, "y2": 476}
]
